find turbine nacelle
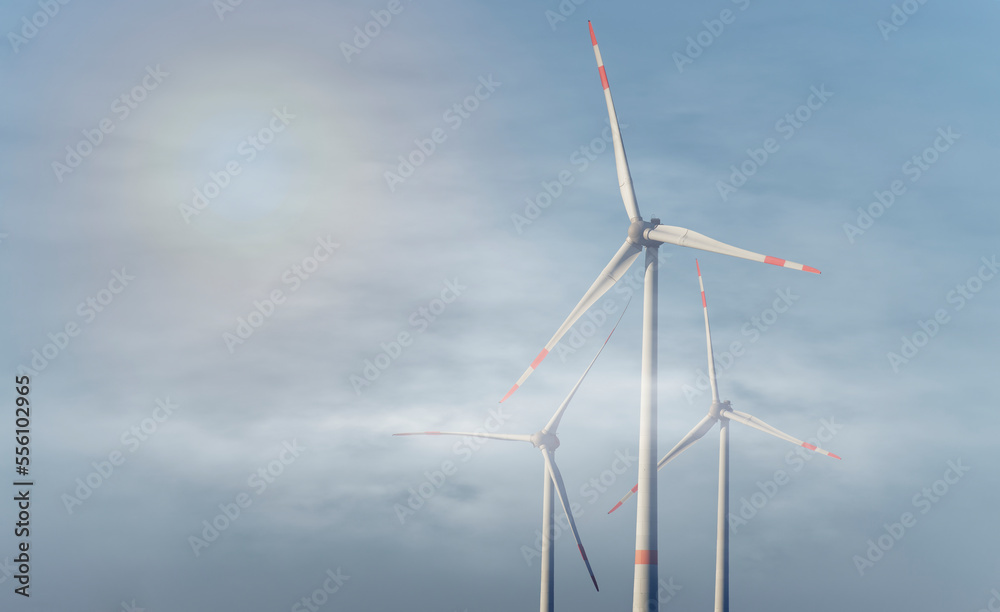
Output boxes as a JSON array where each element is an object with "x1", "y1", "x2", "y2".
[
  {"x1": 709, "y1": 400, "x2": 731, "y2": 419},
  {"x1": 531, "y1": 431, "x2": 560, "y2": 450}
]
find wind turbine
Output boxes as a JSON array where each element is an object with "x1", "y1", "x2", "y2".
[
  {"x1": 396, "y1": 304, "x2": 629, "y2": 612},
  {"x1": 499, "y1": 22, "x2": 821, "y2": 612},
  {"x1": 608, "y1": 260, "x2": 840, "y2": 612}
]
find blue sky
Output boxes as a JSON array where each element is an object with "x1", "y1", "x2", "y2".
[{"x1": 1, "y1": 0, "x2": 999, "y2": 610}]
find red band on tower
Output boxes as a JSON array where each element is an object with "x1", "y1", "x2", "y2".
[{"x1": 635, "y1": 550, "x2": 658, "y2": 565}]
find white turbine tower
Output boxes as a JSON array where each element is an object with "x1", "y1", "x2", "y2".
[
  {"x1": 608, "y1": 260, "x2": 840, "y2": 612},
  {"x1": 499, "y1": 22, "x2": 821, "y2": 612},
  {"x1": 397, "y1": 305, "x2": 629, "y2": 612}
]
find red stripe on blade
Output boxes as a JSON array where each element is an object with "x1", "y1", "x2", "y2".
[
  {"x1": 608, "y1": 502, "x2": 623, "y2": 514},
  {"x1": 635, "y1": 550, "x2": 658, "y2": 565},
  {"x1": 530, "y1": 348, "x2": 549, "y2": 369},
  {"x1": 588, "y1": 21, "x2": 597, "y2": 46},
  {"x1": 500, "y1": 384, "x2": 519, "y2": 403},
  {"x1": 701, "y1": 291, "x2": 707, "y2": 308},
  {"x1": 803, "y1": 265, "x2": 821, "y2": 274},
  {"x1": 764, "y1": 255, "x2": 786, "y2": 267},
  {"x1": 598, "y1": 66, "x2": 609, "y2": 90},
  {"x1": 802, "y1": 442, "x2": 817, "y2": 451},
  {"x1": 829, "y1": 453, "x2": 842, "y2": 460}
]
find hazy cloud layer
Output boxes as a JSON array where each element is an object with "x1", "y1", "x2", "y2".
[{"x1": 1, "y1": 1, "x2": 998, "y2": 611}]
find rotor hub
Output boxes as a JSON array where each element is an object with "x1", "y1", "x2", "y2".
[
  {"x1": 627, "y1": 219, "x2": 659, "y2": 247},
  {"x1": 530, "y1": 431, "x2": 560, "y2": 450}
]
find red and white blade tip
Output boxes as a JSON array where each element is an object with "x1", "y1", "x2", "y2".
[
  {"x1": 608, "y1": 483, "x2": 638, "y2": 514},
  {"x1": 764, "y1": 255, "x2": 820, "y2": 274},
  {"x1": 499, "y1": 385, "x2": 518, "y2": 403},
  {"x1": 587, "y1": 22, "x2": 610, "y2": 91},
  {"x1": 801, "y1": 441, "x2": 841, "y2": 459},
  {"x1": 697, "y1": 260, "x2": 707, "y2": 307},
  {"x1": 499, "y1": 348, "x2": 549, "y2": 403}
]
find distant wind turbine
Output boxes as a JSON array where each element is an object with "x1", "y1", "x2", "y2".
[
  {"x1": 396, "y1": 303, "x2": 629, "y2": 612},
  {"x1": 608, "y1": 260, "x2": 840, "y2": 612},
  {"x1": 499, "y1": 21, "x2": 821, "y2": 612}
]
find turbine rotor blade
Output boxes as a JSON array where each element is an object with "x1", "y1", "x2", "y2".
[
  {"x1": 656, "y1": 414, "x2": 720, "y2": 469},
  {"x1": 393, "y1": 432, "x2": 533, "y2": 443},
  {"x1": 646, "y1": 225, "x2": 820, "y2": 274},
  {"x1": 607, "y1": 485, "x2": 636, "y2": 515},
  {"x1": 501, "y1": 239, "x2": 641, "y2": 402},
  {"x1": 697, "y1": 260, "x2": 720, "y2": 403},
  {"x1": 588, "y1": 21, "x2": 641, "y2": 222},
  {"x1": 543, "y1": 450, "x2": 599, "y2": 591},
  {"x1": 609, "y1": 414, "x2": 718, "y2": 514},
  {"x1": 720, "y1": 409, "x2": 841, "y2": 459},
  {"x1": 543, "y1": 298, "x2": 631, "y2": 435}
]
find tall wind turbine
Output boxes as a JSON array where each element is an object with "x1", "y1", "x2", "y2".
[
  {"x1": 499, "y1": 22, "x2": 821, "y2": 612},
  {"x1": 608, "y1": 260, "x2": 840, "y2": 612},
  {"x1": 397, "y1": 305, "x2": 628, "y2": 612}
]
